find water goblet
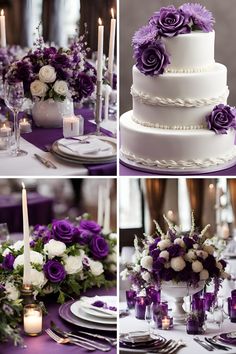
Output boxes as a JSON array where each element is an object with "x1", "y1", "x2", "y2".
[
  {"x1": 0, "y1": 223, "x2": 10, "y2": 243},
  {"x1": 4, "y1": 81, "x2": 27, "y2": 156}
]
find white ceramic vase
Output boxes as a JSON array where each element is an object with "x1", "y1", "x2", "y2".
[
  {"x1": 32, "y1": 99, "x2": 74, "y2": 128},
  {"x1": 161, "y1": 280, "x2": 205, "y2": 323}
]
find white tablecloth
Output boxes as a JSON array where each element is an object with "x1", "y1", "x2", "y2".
[{"x1": 0, "y1": 137, "x2": 88, "y2": 176}]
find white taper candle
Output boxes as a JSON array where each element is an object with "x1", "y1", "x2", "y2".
[{"x1": 22, "y1": 182, "x2": 31, "y2": 285}]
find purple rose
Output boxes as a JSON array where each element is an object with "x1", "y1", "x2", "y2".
[
  {"x1": 51, "y1": 219, "x2": 76, "y2": 244},
  {"x1": 150, "y1": 248, "x2": 161, "y2": 261},
  {"x1": 32, "y1": 225, "x2": 51, "y2": 244},
  {"x1": 167, "y1": 244, "x2": 182, "y2": 257},
  {"x1": 149, "y1": 238, "x2": 161, "y2": 253},
  {"x1": 74, "y1": 73, "x2": 95, "y2": 100},
  {"x1": 206, "y1": 104, "x2": 236, "y2": 134},
  {"x1": 149, "y1": 6, "x2": 191, "y2": 37},
  {"x1": 180, "y1": 3, "x2": 215, "y2": 32},
  {"x1": 134, "y1": 39, "x2": 170, "y2": 76},
  {"x1": 2, "y1": 253, "x2": 15, "y2": 270},
  {"x1": 75, "y1": 220, "x2": 102, "y2": 245},
  {"x1": 152, "y1": 257, "x2": 165, "y2": 271},
  {"x1": 90, "y1": 235, "x2": 109, "y2": 259},
  {"x1": 43, "y1": 260, "x2": 66, "y2": 283}
]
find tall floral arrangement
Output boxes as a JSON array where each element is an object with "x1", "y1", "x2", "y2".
[
  {"x1": 5, "y1": 31, "x2": 96, "y2": 103},
  {"x1": 121, "y1": 214, "x2": 228, "y2": 290},
  {"x1": 0, "y1": 216, "x2": 116, "y2": 304}
]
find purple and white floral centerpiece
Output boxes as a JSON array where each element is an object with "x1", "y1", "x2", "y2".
[
  {"x1": 5, "y1": 33, "x2": 96, "y2": 128},
  {"x1": 132, "y1": 3, "x2": 214, "y2": 76},
  {"x1": 0, "y1": 215, "x2": 116, "y2": 304},
  {"x1": 121, "y1": 214, "x2": 228, "y2": 322}
]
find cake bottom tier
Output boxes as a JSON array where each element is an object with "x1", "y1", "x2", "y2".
[{"x1": 120, "y1": 110, "x2": 236, "y2": 173}]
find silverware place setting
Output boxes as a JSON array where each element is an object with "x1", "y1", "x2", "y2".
[{"x1": 34, "y1": 153, "x2": 57, "y2": 169}]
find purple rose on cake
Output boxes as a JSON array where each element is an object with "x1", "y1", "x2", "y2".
[
  {"x1": 180, "y1": 3, "x2": 215, "y2": 32},
  {"x1": 149, "y1": 5, "x2": 191, "y2": 37},
  {"x1": 206, "y1": 104, "x2": 236, "y2": 134},
  {"x1": 134, "y1": 40, "x2": 170, "y2": 76}
]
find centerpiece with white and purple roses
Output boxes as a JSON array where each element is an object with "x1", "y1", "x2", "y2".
[
  {"x1": 5, "y1": 32, "x2": 96, "y2": 128},
  {"x1": 0, "y1": 215, "x2": 116, "y2": 304},
  {"x1": 121, "y1": 214, "x2": 228, "y2": 322}
]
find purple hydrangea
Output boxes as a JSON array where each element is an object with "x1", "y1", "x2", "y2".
[
  {"x1": 134, "y1": 39, "x2": 170, "y2": 76},
  {"x1": 2, "y1": 253, "x2": 15, "y2": 270},
  {"x1": 90, "y1": 235, "x2": 109, "y2": 260},
  {"x1": 132, "y1": 24, "x2": 158, "y2": 48},
  {"x1": 43, "y1": 259, "x2": 66, "y2": 283},
  {"x1": 51, "y1": 219, "x2": 76, "y2": 244},
  {"x1": 149, "y1": 5, "x2": 191, "y2": 37},
  {"x1": 180, "y1": 3, "x2": 215, "y2": 32},
  {"x1": 206, "y1": 104, "x2": 236, "y2": 134}
]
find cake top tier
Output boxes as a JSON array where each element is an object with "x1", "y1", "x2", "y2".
[{"x1": 132, "y1": 3, "x2": 215, "y2": 76}]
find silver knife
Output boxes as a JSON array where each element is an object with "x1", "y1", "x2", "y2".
[
  {"x1": 34, "y1": 154, "x2": 57, "y2": 169},
  {"x1": 193, "y1": 337, "x2": 214, "y2": 351}
]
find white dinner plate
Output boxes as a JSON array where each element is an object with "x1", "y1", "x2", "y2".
[{"x1": 70, "y1": 305, "x2": 117, "y2": 325}]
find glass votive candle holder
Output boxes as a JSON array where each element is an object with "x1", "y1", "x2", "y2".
[
  {"x1": 126, "y1": 289, "x2": 136, "y2": 309},
  {"x1": 0, "y1": 121, "x2": 13, "y2": 153},
  {"x1": 161, "y1": 316, "x2": 171, "y2": 330},
  {"x1": 63, "y1": 115, "x2": 84, "y2": 138},
  {"x1": 23, "y1": 304, "x2": 42, "y2": 336},
  {"x1": 186, "y1": 316, "x2": 200, "y2": 335},
  {"x1": 230, "y1": 297, "x2": 236, "y2": 323},
  {"x1": 228, "y1": 297, "x2": 232, "y2": 317},
  {"x1": 19, "y1": 117, "x2": 32, "y2": 133},
  {"x1": 134, "y1": 296, "x2": 146, "y2": 320}
]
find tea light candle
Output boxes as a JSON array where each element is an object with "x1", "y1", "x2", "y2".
[
  {"x1": 63, "y1": 115, "x2": 84, "y2": 138},
  {"x1": 19, "y1": 118, "x2": 32, "y2": 133},
  {"x1": 135, "y1": 296, "x2": 146, "y2": 320},
  {"x1": 0, "y1": 122, "x2": 11, "y2": 137},
  {"x1": 162, "y1": 316, "x2": 170, "y2": 330},
  {"x1": 24, "y1": 304, "x2": 42, "y2": 336}
]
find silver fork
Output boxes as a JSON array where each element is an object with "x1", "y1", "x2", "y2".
[
  {"x1": 45, "y1": 329, "x2": 95, "y2": 351},
  {"x1": 75, "y1": 330, "x2": 117, "y2": 346}
]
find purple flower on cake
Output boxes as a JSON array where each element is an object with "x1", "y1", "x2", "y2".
[
  {"x1": 134, "y1": 39, "x2": 170, "y2": 76},
  {"x1": 43, "y1": 259, "x2": 66, "y2": 283},
  {"x1": 206, "y1": 104, "x2": 236, "y2": 134},
  {"x1": 149, "y1": 5, "x2": 191, "y2": 37},
  {"x1": 90, "y1": 235, "x2": 109, "y2": 259},
  {"x1": 132, "y1": 24, "x2": 158, "y2": 48},
  {"x1": 180, "y1": 3, "x2": 215, "y2": 32},
  {"x1": 51, "y1": 219, "x2": 76, "y2": 244}
]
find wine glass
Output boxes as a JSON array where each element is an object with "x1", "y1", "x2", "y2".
[
  {"x1": 4, "y1": 81, "x2": 27, "y2": 156},
  {"x1": 145, "y1": 304, "x2": 152, "y2": 334}
]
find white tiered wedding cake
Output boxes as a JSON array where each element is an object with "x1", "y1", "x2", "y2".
[{"x1": 120, "y1": 3, "x2": 236, "y2": 173}]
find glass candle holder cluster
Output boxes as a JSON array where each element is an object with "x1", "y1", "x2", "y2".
[
  {"x1": 228, "y1": 290, "x2": 236, "y2": 322},
  {"x1": 153, "y1": 301, "x2": 173, "y2": 330},
  {"x1": 23, "y1": 304, "x2": 42, "y2": 336},
  {"x1": 0, "y1": 121, "x2": 13, "y2": 153}
]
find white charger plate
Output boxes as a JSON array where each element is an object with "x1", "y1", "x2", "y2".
[{"x1": 70, "y1": 305, "x2": 117, "y2": 325}]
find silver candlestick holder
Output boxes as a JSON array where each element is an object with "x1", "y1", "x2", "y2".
[{"x1": 95, "y1": 80, "x2": 104, "y2": 135}]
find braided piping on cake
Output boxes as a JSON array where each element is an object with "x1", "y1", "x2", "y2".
[
  {"x1": 120, "y1": 148, "x2": 236, "y2": 169},
  {"x1": 131, "y1": 86, "x2": 229, "y2": 108},
  {"x1": 132, "y1": 115, "x2": 205, "y2": 130}
]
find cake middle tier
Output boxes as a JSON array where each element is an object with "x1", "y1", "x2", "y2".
[
  {"x1": 120, "y1": 111, "x2": 236, "y2": 170},
  {"x1": 132, "y1": 64, "x2": 228, "y2": 129}
]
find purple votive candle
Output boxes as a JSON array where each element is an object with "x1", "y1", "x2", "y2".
[
  {"x1": 192, "y1": 297, "x2": 204, "y2": 312},
  {"x1": 154, "y1": 301, "x2": 168, "y2": 328},
  {"x1": 228, "y1": 297, "x2": 232, "y2": 316},
  {"x1": 186, "y1": 318, "x2": 200, "y2": 335},
  {"x1": 230, "y1": 297, "x2": 236, "y2": 323},
  {"x1": 135, "y1": 296, "x2": 146, "y2": 320},
  {"x1": 204, "y1": 292, "x2": 215, "y2": 311},
  {"x1": 126, "y1": 290, "x2": 136, "y2": 309}
]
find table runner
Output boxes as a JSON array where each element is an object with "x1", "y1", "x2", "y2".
[{"x1": 1, "y1": 287, "x2": 117, "y2": 354}]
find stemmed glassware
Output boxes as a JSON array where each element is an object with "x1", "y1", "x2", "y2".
[{"x1": 4, "y1": 81, "x2": 27, "y2": 156}]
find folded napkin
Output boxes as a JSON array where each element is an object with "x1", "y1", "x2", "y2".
[{"x1": 58, "y1": 137, "x2": 114, "y2": 157}]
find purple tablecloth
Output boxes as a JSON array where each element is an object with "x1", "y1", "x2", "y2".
[
  {"x1": 1, "y1": 287, "x2": 117, "y2": 354},
  {"x1": 0, "y1": 192, "x2": 53, "y2": 233},
  {"x1": 120, "y1": 161, "x2": 236, "y2": 176}
]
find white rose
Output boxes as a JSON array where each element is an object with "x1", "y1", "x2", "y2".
[
  {"x1": 142, "y1": 271, "x2": 151, "y2": 282},
  {"x1": 64, "y1": 255, "x2": 83, "y2": 275},
  {"x1": 39, "y1": 65, "x2": 56, "y2": 83},
  {"x1": 192, "y1": 260, "x2": 203, "y2": 273},
  {"x1": 30, "y1": 269, "x2": 46, "y2": 288},
  {"x1": 44, "y1": 239, "x2": 66, "y2": 258},
  {"x1": 200, "y1": 269, "x2": 209, "y2": 280},
  {"x1": 89, "y1": 260, "x2": 104, "y2": 276},
  {"x1": 13, "y1": 251, "x2": 43, "y2": 269},
  {"x1": 158, "y1": 239, "x2": 171, "y2": 250},
  {"x1": 140, "y1": 255, "x2": 153, "y2": 271},
  {"x1": 30, "y1": 80, "x2": 48, "y2": 97},
  {"x1": 53, "y1": 80, "x2": 69, "y2": 96},
  {"x1": 174, "y1": 238, "x2": 185, "y2": 247},
  {"x1": 5, "y1": 282, "x2": 19, "y2": 301},
  {"x1": 203, "y1": 245, "x2": 214, "y2": 255},
  {"x1": 170, "y1": 256, "x2": 186, "y2": 272},
  {"x1": 159, "y1": 250, "x2": 169, "y2": 261}
]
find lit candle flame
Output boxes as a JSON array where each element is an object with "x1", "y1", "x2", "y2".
[
  {"x1": 111, "y1": 8, "x2": 114, "y2": 19},
  {"x1": 1, "y1": 9, "x2": 4, "y2": 16},
  {"x1": 22, "y1": 182, "x2": 25, "y2": 189},
  {"x1": 3, "y1": 123, "x2": 6, "y2": 128},
  {"x1": 209, "y1": 183, "x2": 214, "y2": 190},
  {"x1": 98, "y1": 18, "x2": 102, "y2": 26}
]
